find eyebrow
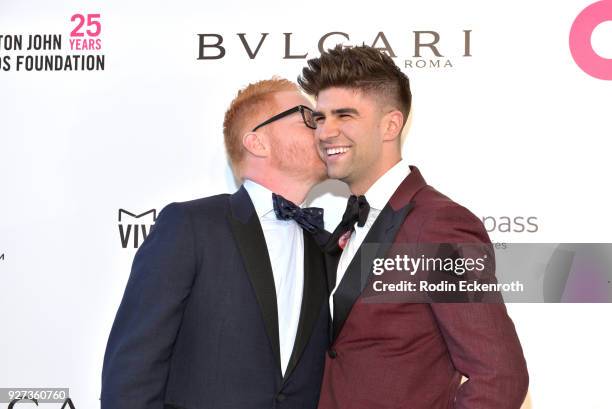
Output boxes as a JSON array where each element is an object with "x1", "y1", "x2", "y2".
[{"x1": 312, "y1": 108, "x2": 359, "y2": 117}]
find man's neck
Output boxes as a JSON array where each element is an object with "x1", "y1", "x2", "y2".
[
  {"x1": 246, "y1": 174, "x2": 313, "y2": 204},
  {"x1": 349, "y1": 158, "x2": 402, "y2": 196}
]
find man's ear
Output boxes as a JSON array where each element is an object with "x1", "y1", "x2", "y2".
[
  {"x1": 242, "y1": 131, "x2": 269, "y2": 158},
  {"x1": 381, "y1": 110, "x2": 404, "y2": 142}
]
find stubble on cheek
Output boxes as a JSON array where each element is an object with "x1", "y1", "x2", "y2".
[{"x1": 274, "y1": 143, "x2": 297, "y2": 171}]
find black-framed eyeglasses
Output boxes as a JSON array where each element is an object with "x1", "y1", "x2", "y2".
[{"x1": 252, "y1": 105, "x2": 317, "y2": 132}]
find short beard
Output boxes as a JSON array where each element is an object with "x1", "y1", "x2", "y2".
[{"x1": 271, "y1": 138, "x2": 303, "y2": 177}]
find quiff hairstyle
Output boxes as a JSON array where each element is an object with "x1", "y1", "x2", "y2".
[
  {"x1": 223, "y1": 77, "x2": 297, "y2": 174},
  {"x1": 298, "y1": 45, "x2": 412, "y2": 127}
]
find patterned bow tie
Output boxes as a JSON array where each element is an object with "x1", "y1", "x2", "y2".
[{"x1": 272, "y1": 193, "x2": 325, "y2": 234}]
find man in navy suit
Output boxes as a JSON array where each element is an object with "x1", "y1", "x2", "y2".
[{"x1": 101, "y1": 78, "x2": 330, "y2": 409}]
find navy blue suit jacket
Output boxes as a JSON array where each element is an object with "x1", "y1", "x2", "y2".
[{"x1": 101, "y1": 186, "x2": 329, "y2": 409}]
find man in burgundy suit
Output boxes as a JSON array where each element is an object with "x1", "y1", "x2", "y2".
[{"x1": 298, "y1": 45, "x2": 529, "y2": 409}]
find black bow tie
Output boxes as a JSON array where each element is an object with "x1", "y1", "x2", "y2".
[
  {"x1": 272, "y1": 193, "x2": 325, "y2": 234},
  {"x1": 341, "y1": 195, "x2": 370, "y2": 229},
  {"x1": 324, "y1": 194, "x2": 371, "y2": 256}
]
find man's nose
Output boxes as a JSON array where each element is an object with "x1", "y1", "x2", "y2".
[{"x1": 316, "y1": 119, "x2": 340, "y2": 142}]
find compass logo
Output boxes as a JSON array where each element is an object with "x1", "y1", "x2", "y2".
[{"x1": 569, "y1": 0, "x2": 612, "y2": 80}]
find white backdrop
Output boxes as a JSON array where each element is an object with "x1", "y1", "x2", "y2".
[{"x1": 1, "y1": 0, "x2": 612, "y2": 408}]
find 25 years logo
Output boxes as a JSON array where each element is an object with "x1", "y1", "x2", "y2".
[{"x1": 0, "y1": 12, "x2": 104, "y2": 72}]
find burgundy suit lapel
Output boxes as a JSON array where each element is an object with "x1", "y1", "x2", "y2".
[
  {"x1": 331, "y1": 203, "x2": 413, "y2": 341},
  {"x1": 388, "y1": 165, "x2": 428, "y2": 210},
  {"x1": 331, "y1": 166, "x2": 429, "y2": 342}
]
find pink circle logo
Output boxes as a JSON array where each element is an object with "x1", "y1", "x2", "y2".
[{"x1": 569, "y1": 0, "x2": 612, "y2": 80}]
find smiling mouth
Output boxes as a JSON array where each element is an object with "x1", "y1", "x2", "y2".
[{"x1": 325, "y1": 146, "x2": 350, "y2": 157}]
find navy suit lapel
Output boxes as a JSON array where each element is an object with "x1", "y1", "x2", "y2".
[
  {"x1": 331, "y1": 202, "x2": 414, "y2": 342},
  {"x1": 228, "y1": 186, "x2": 282, "y2": 374},
  {"x1": 282, "y1": 231, "x2": 327, "y2": 383}
]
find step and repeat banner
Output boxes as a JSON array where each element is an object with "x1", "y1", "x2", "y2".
[{"x1": 1, "y1": 0, "x2": 611, "y2": 408}]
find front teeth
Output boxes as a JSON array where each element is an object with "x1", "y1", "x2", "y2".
[{"x1": 326, "y1": 147, "x2": 349, "y2": 156}]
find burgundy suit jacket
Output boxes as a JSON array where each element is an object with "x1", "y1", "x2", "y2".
[{"x1": 318, "y1": 166, "x2": 529, "y2": 409}]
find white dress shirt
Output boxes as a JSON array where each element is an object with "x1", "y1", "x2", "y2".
[
  {"x1": 330, "y1": 159, "x2": 411, "y2": 317},
  {"x1": 243, "y1": 179, "x2": 304, "y2": 376}
]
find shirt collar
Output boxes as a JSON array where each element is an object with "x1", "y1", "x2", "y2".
[
  {"x1": 364, "y1": 159, "x2": 411, "y2": 211},
  {"x1": 243, "y1": 179, "x2": 275, "y2": 218}
]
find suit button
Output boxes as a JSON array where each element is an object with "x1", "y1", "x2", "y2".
[
  {"x1": 276, "y1": 393, "x2": 286, "y2": 402},
  {"x1": 328, "y1": 349, "x2": 337, "y2": 359}
]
